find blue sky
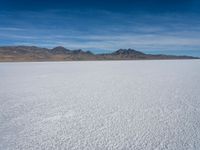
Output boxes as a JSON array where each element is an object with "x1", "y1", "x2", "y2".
[{"x1": 0, "y1": 0, "x2": 200, "y2": 55}]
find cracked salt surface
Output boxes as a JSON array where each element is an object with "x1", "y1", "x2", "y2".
[{"x1": 0, "y1": 60, "x2": 200, "y2": 150}]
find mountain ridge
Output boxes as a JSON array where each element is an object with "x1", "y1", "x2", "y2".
[{"x1": 0, "y1": 46, "x2": 198, "y2": 62}]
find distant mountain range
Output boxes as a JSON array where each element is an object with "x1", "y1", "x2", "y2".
[{"x1": 0, "y1": 46, "x2": 199, "y2": 61}]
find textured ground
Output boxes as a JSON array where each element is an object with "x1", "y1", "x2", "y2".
[{"x1": 0, "y1": 60, "x2": 200, "y2": 150}]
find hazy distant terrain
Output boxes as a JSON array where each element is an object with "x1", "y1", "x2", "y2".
[
  {"x1": 0, "y1": 60, "x2": 200, "y2": 149},
  {"x1": 0, "y1": 46, "x2": 198, "y2": 61}
]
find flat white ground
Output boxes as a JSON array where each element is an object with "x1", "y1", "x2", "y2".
[{"x1": 0, "y1": 60, "x2": 200, "y2": 150}]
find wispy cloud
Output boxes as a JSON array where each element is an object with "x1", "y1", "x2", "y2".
[{"x1": 0, "y1": 27, "x2": 25, "y2": 31}]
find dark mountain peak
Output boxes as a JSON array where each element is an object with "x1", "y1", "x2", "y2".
[
  {"x1": 72, "y1": 49, "x2": 93, "y2": 55},
  {"x1": 51, "y1": 46, "x2": 70, "y2": 54},
  {"x1": 113, "y1": 48, "x2": 145, "y2": 55},
  {"x1": 73, "y1": 49, "x2": 83, "y2": 53},
  {"x1": 52, "y1": 46, "x2": 67, "y2": 50},
  {"x1": 85, "y1": 51, "x2": 94, "y2": 55}
]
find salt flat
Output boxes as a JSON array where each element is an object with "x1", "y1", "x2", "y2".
[{"x1": 0, "y1": 60, "x2": 200, "y2": 150}]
